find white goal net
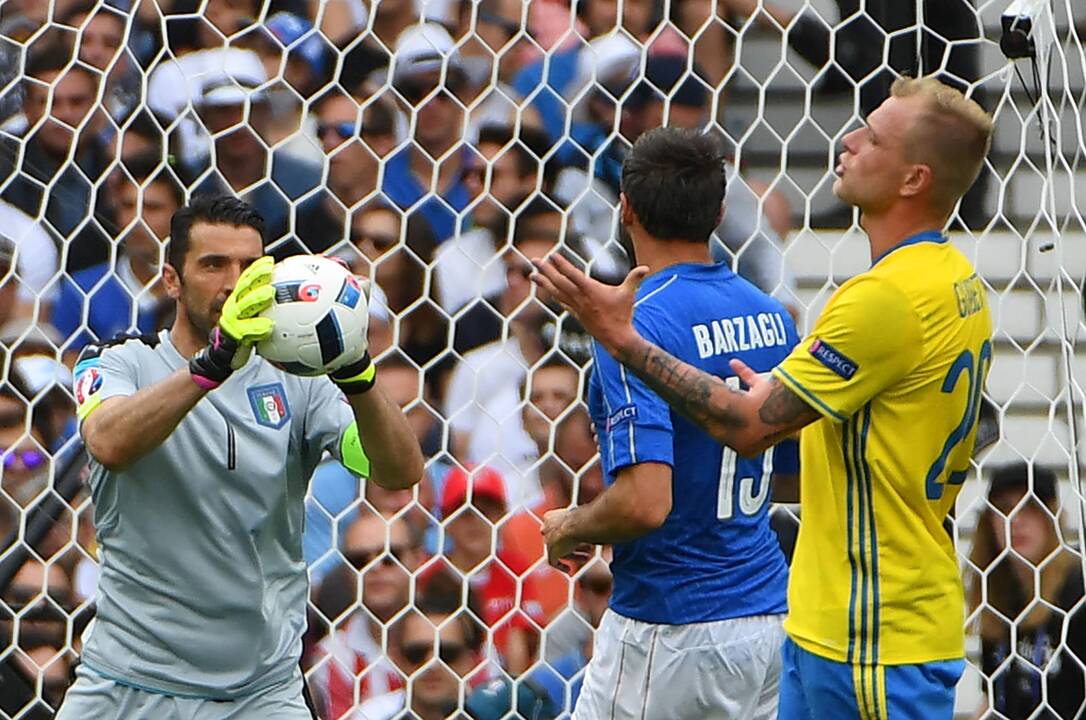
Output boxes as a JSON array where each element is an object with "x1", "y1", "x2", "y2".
[{"x1": 0, "y1": 0, "x2": 1081, "y2": 718}]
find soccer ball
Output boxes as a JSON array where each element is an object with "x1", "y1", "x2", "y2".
[{"x1": 255, "y1": 255, "x2": 369, "y2": 376}]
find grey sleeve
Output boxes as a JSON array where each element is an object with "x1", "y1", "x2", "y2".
[
  {"x1": 712, "y1": 171, "x2": 796, "y2": 300},
  {"x1": 74, "y1": 342, "x2": 140, "y2": 425},
  {"x1": 301, "y1": 376, "x2": 355, "y2": 461}
]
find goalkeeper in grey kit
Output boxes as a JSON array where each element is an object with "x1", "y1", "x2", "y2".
[{"x1": 56, "y1": 196, "x2": 424, "y2": 719}]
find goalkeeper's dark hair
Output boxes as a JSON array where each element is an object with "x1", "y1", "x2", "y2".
[
  {"x1": 168, "y1": 196, "x2": 265, "y2": 272},
  {"x1": 620, "y1": 127, "x2": 727, "y2": 243}
]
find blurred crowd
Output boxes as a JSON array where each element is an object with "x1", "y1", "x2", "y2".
[{"x1": 0, "y1": 1, "x2": 1078, "y2": 719}]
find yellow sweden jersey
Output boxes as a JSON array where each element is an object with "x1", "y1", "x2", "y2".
[{"x1": 773, "y1": 232, "x2": 992, "y2": 666}]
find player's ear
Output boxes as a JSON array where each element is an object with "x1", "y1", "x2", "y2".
[
  {"x1": 619, "y1": 193, "x2": 635, "y2": 228},
  {"x1": 901, "y1": 163, "x2": 933, "y2": 200},
  {"x1": 162, "y1": 263, "x2": 182, "y2": 299}
]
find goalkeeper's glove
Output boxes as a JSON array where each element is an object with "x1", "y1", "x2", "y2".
[
  {"x1": 190, "y1": 256, "x2": 275, "y2": 390},
  {"x1": 329, "y1": 352, "x2": 376, "y2": 395},
  {"x1": 327, "y1": 265, "x2": 375, "y2": 395}
]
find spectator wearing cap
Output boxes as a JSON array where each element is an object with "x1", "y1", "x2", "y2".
[
  {"x1": 309, "y1": 511, "x2": 421, "y2": 719},
  {"x1": 187, "y1": 48, "x2": 322, "y2": 249},
  {"x1": 420, "y1": 465, "x2": 545, "y2": 675},
  {"x1": 51, "y1": 154, "x2": 179, "y2": 353},
  {"x1": 0, "y1": 45, "x2": 110, "y2": 273},
  {"x1": 294, "y1": 90, "x2": 398, "y2": 254},
  {"x1": 968, "y1": 463, "x2": 1086, "y2": 720},
  {"x1": 358, "y1": 599, "x2": 485, "y2": 720},
  {"x1": 381, "y1": 23, "x2": 476, "y2": 244}
]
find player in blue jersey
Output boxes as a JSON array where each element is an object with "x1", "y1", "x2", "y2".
[{"x1": 539, "y1": 127, "x2": 800, "y2": 720}]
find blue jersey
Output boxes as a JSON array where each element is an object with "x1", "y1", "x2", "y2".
[{"x1": 588, "y1": 262, "x2": 800, "y2": 625}]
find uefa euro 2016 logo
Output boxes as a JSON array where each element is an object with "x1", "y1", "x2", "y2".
[{"x1": 247, "y1": 383, "x2": 291, "y2": 429}]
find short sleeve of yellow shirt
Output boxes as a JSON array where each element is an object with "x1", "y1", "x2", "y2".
[{"x1": 773, "y1": 276, "x2": 924, "y2": 421}]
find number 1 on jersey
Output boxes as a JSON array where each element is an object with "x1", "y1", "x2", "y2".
[{"x1": 717, "y1": 376, "x2": 774, "y2": 521}]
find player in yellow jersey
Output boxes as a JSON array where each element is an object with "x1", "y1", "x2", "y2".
[{"x1": 532, "y1": 75, "x2": 993, "y2": 719}]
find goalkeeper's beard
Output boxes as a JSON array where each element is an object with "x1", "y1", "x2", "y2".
[{"x1": 179, "y1": 284, "x2": 225, "y2": 341}]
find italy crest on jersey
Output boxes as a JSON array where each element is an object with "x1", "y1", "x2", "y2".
[{"x1": 247, "y1": 383, "x2": 291, "y2": 429}]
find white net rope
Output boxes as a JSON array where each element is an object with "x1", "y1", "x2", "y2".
[{"x1": 0, "y1": 0, "x2": 1079, "y2": 718}]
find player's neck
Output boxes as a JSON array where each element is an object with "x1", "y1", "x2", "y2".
[
  {"x1": 169, "y1": 312, "x2": 206, "y2": 360},
  {"x1": 860, "y1": 204, "x2": 947, "y2": 264},
  {"x1": 635, "y1": 236, "x2": 712, "y2": 275}
]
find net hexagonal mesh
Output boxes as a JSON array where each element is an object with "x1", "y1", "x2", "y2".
[{"x1": 0, "y1": 0, "x2": 1081, "y2": 718}]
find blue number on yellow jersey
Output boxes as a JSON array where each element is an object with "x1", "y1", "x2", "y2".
[
  {"x1": 589, "y1": 262, "x2": 800, "y2": 625},
  {"x1": 772, "y1": 233, "x2": 993, "y2": 683}
]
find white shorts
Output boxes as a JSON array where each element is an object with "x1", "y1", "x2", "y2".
[{"x1": 573, "y1": 610, "x2": 784, "y2": 720}]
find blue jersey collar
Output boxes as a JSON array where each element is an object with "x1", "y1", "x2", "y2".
[{"x1": 871, "y1": 230, "x2": 947, "y2": 267}]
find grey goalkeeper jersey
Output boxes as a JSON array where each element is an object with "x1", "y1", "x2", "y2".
[{"x1": 74, "y1": 330, "x2": 355, "y2": 699}]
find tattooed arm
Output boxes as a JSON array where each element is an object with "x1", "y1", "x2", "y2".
[
  {"x1": 531, "y1": 252, "x2": 822, "y2": 457},
  {"x1": 613, "y1": 334, "x2": 821, "y2": 457}
]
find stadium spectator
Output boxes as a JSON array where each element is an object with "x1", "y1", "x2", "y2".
[
  {"x1": 146, "y1": 6, "x2": 268, "y2": 168},
  {"x1": 235, "y1": 12, "x2": 329, "y2": 166},
  {"x1": 451, "y1": 196, "x2": 597, "y2": 363},
  {"x1": 61, "y1": 1, "x2": 138, "y2": 121},
  {"x1": 358, "y1": 600, "x2": 484, "y2": 719},
  {"x1": 529, "y1": 554, "x2": 613, "y2": 713},
  {"x1": 505, "y1": 401, "x2": 605, "y2": 629},
  {"x1": 310, "y1": 512, "x2": 421, "y2": 719},
  {"x1": 444, "y1": 225, "x2": 556, "y2": 505},
  {"x1": 382, "y1": 23, "x2": 475, "y2": 244},
  {"x1": 0, "y1": 204, "x2": 57, "y2": 319},
  {"x1": 52, "y1": 154, "x2": 181, "y2": 351},
  {"x1": 189, "y1": 51, "x2": 322, "y2": 248},
  {"x1": 12, "y1": 354, "x2": 76, "y2": 454},
  {"x1": 968, "y1": 463, "x2": 1086, "y2": 720},
  {"x1": 0, "y1": 559, "x2": 73, "y2": 719},
  {"x1": 305, "y1": 352, "x2": 442, "y2": 583},
  {"x1": 295, "y1": 90, "x2": 398, "y2": 254},
  {"x1": 423, "y1": 465, "x2": 545, "y2": 674},
  {"x1": 0, "y1": 46, "x2": 110, "y2": 273},
  {"x1": 453, "y1": 0, "x2": 534, "y2": 100},
  {"x1": 340, "y1": 203, "x2": 447, "y2": 370},
  {"x1": 436, "y1": 123, "x2": 549, "y2": 317},
  {"x1": 0, "y1": 368, "x2": 57, "y2": 511},
  {"x1": 111, "y1": 109, "x2": 167, "y2": 173}
]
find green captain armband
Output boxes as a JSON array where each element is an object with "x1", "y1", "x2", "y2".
[{"x1": 340, "y1": 421, "x2": 371, "y2": 477}]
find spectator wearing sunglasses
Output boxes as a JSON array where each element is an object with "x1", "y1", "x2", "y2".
[
  {"x1": 381, "y1": 23, "x2": 476, "y2": 244},
  {"x1": 358, "y1": 599, "x2": 484, "y2": 720},
  {"x1": 0, "y1": 367, "x2": 55, "y2": 512},
  {"x1": 309, "y1": 511, "x2": 422, "y2": 720},
  {"x1": 293, "y1": 89, "x2": 398, "y2": 255}
]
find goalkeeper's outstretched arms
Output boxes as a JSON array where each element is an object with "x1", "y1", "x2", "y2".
[{"x1": 81, "y1": 256, "x2": 277, "y2": 470}]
